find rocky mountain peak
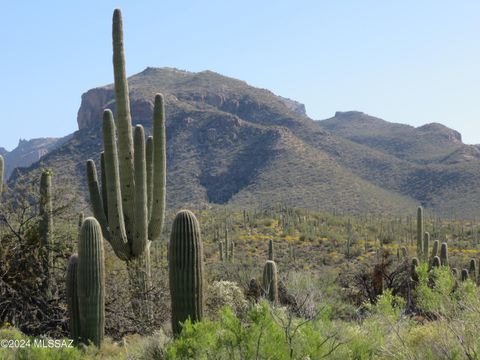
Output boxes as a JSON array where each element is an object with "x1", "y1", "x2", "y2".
[
  {"x1": 76, "y1": 67, "x2": 307, "y2": 130},
  {"x1": 417, "y1": 123, "x2": 462, "y2": 143}
]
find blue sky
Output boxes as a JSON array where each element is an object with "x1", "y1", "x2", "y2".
[{"x1": 1, "y1": 0, "x2": 479, "y2": 150}]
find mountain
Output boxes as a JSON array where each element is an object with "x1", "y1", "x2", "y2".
[
  {"x1": 3, "y1": 136, "x2": 72, "y2": 179},
  {"x1": 317, "y1": 111, "x2": 480, "y2": 217},
  {"x1": 319, "y1": 111, "x2": 467, "y2": 164},
  {"x1": 9, "y1": 67, "x2": 480, "y2": 217}
]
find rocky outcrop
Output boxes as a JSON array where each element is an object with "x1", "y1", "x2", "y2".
[
  {"x1": 417, "y1": 123, "x2": 462, "y2": 143},
  {"x1": 76, "y1": 67, "x2": 308, "y2": 130},
  {"x1": 3, "y1": 136, "x2": 71, "y2": 179},
  {"x1": 319, "y1": 112, "x2": 465, "y2": 164}
]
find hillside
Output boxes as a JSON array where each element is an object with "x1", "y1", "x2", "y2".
[
  {"x1": 9, "y1": 67, "x2": 480, "y2": 217},
  {"x1": 2, "y1": 136, "x2": 72, "y2": 179},
  {"x1": 10, "y1": 68, "x2": 418, "y2": 215},
  {"x1": 318, "y1": 111, "x2": 467, "y2": 164}
]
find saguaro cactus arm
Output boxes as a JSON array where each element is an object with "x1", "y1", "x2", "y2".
[
  {"x1": 100, "y1": 152, "x2": 109, "y2": 220},
  {"x1": 146, "y1": 136, "x2": 154, "y2": 220},
  {"x1": 132, "y1": 125, "x2": 148, "y2": 256},
  {"x1": 102, "y1": 110, "x2": 130, "y2": 260},
  {"x1": 148, "y1": 94, "x2": 167, "y2": 241},
  {"x1": 86, "y1": 160, "x2": 110, "y2": 241},
  {"x1": 112, "y1": 9, "x2": 135, "y2": 234}
]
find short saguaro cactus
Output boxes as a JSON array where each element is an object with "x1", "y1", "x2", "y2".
[{"x1": 169, "y1": 210, "x2": 205, "y2": 335}]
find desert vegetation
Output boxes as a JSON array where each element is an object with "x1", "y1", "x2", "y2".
[{"x1": 2, "y1": 8, "x2": 480, "y2": 360}]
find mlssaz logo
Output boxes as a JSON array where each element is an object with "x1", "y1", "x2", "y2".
[{"x1": 33, "y1": 339, "x2": 74, "y2": 348}]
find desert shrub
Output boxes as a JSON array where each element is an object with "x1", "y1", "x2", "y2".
[
  {"x1": 205, "y1": 281, "x2": 248, "y2": 319},
  {"x1": 165, "y1": 302, "x2": 347, "y2": 359},
  {"x1": 415, "y1": 263, "x2": 455, "y2": 315}
]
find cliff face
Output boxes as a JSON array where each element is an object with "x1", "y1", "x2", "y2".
[
  {"x1": 76, "y1": 67, "x2": 307, "y2": 130},
  {"x1": 3, "y1": 136, "x2": 71, "y2": 179}
]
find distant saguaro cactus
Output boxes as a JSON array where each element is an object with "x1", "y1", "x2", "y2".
[
  {"x1": 423, "y1": 232, "x2": 430, "y2": 261},
  {"x1": 230, "y1": 241, "x2": 235, "y2": 263},
  {"x1": 169, "y1": 210, "x2": 204, "y2": 335},
  {"x1": 219, "y1": 242, "x2": 224, "y2": 262},
  {"x1": 0, "y1": 155, "x2": 3, "y2": 194},
  {"x1": 77, "y1": 217, "x2": 105, "y2": 347},
  {"x1": 469, "y1": 259, "x2": 477, "y2": 283},
  {"x1": 224, "y1": 226, "x2": 229, "y2": 261},
  {"x1": 440, "y1": 242, "x2": 449, "y2": 267},
  {"x1": 431, "y1": 240, "x2": 439, "y2": 263},
  {"x1": 262, "y1": 260, "x2": 279, "y2": 304},
  {"x1": 417, "y1": 206, "x2": 424, "y2": 259},
  {"x1": 411, "y1": 257, "x2": 419, "y2": 282},
  {"x1": 461, "y1": 269, "x2": 469, "y2": 282},
  {"x1": 268, "y1": 239, "x2": 274, "y2": 261}
]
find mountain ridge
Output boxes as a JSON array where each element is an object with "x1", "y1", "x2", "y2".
[{"x1": 7, "y1": 67, "x2": 480, "y2": 217}]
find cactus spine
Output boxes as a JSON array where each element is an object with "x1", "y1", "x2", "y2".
[
  {"x1": 39, "y1": 169, "x2": 53, "y2": 299},
  {"x1": 86, "y1": 9, "x2": 166, "y2": 317},
  {"x1": 169, "y1": 210, "x2": 204, "y2": 335},
  {"x1": 77, "y1": 218, "x2": 105, "y2": 347},
  {"x1": 262, "y1": 260, "x2": 279, "y2": 304},
  {"x1": 66, "y1": 255, "x2": 80, "y2": 344},
  {"x1": 440, "y1": 242, "x2": 449, "y2": 267},
  {"x1": 416, "y1": 206, "x2": 424, "y2": 260}
]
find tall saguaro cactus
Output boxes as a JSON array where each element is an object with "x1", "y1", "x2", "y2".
[
  {"x1": 169, "y1": 210, "x2": 204, "y2": 335},
  {"x1": 39, "y1": 169, "x2": 53, "y2": 299},
  {"x1": 77, "y1": 218, "x2": 105, "y2": 347},
  {"x1": 86, "y1": 9, "x2": 166, "y2": 317}
]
